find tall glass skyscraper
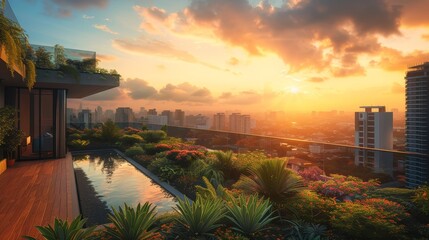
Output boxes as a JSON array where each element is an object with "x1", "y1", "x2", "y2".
[{"x1": 405, "y1": 63, "x2": 429, "y2": 187}]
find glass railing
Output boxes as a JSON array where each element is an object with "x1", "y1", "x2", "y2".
[
  {"x1": 67, "y1": 122, "x2": 428, "y2": 188},
  {"x1": 30, "y1": 44, "x2": 97, "y2": 72}
]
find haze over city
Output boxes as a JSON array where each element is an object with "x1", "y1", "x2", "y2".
[{"x1": 10, "y1": 0, "x2": 429, "y2": 112}]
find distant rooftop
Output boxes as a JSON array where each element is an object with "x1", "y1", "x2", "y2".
[{"x1": 359, "y1": 106, "x2": 387, "y2": 112}]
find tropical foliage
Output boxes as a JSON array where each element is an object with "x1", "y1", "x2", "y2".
[
  {"x1": 226, "y1": 195, "x2": 277, "y2": 237},
  {"x1": 174, "y1": 197, "x2": 226, "y2": 238},
  {"x1": 234, "y1": 159, "x2": 305, "y2": 204},
  {"x1": 105, "y1": 203, "x2": 157, "y2": 240},
  {"x1": 23, "y1": 215, "x2": 97, "y2": 240}
]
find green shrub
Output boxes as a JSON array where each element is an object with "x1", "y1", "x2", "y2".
[
  {"x1": 119, "y1": 134, "x2": 144, "y2": 148},
  {"x1": 148, "y1": 157, "x2": 185, "y2": 182},
  {"x1": 234, "y1": 151, "x2": 269, "y2": 173},
  {"x1": 23, "y1": 215, "x2": 96, "y2": 240},
  {"x1": 138, "y1": 130, "x2": 167, "y2": 143},
  {"x1": 330, "y1": 199, "x2": 408, "y2": 240},
  {"x1": 69, "y1": 139, "x2": 90, "y2": 149},
  {"x1": 289, "y1": 190, "x2": 336, "y2": 224},
  {"x1": 226, "y1": 195, "x2": 277, "y2": 237},
  {"x1": 174, "y1": 197, "x2": 226, "y2": 238},
  {"x1": 413, "y1": 185, "x2": 429, "y2": 217},
  {"x1": 105, "y1": 203, "x2": 157, "y2": 240},
  {"x1": 68, "y1": 133, "x2": 82, "y2": 140},
  {"x1": 233, "y1": 159, "x2": 305, "y2": 204},
  {"x1": 125, "y1": 146, "x2": 145, "y2": 157}
]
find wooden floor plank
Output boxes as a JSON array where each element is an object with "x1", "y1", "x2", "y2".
[{"x1": 0, "y1": 155, "x2": 79, "y2": 238}]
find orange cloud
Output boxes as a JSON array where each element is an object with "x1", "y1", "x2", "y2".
[
  {"x1": 134, "y1": 0, "x2": 403, "y2": 77},
  {"x1": 377, "y1": 47, "x2": 429, "y2": 71}
]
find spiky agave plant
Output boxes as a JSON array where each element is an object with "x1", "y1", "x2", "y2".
[
  {"x1": 234, "y1": 159, "x2": 305, "y2": 204},
  {"x1": 226, "y1": 195, "x2": 278, "y2": 237},
  {"x1": 23, "y1": 215, "x2": 97, "y2": 240},
  {"x1": 174, "y1": 196, "x2": 226, "y2": 238},
  {"x1": 105, "y1": 203, "x2": 157, "y2": 240}
]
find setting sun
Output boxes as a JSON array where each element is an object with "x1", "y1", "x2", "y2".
[{"x1": 289, "y1": 86, "x2": 300, "y2": 94}]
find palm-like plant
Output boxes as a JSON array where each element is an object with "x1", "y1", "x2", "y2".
[
  {"x1": 234, "y1": 159, "x2": 305, "y2": 204},
  {"x1": 174, "y1": 196, "x2": 226, "y2": 237},
  {"x1": 105, "y1": 203, "x2": 157, "y2": 240},
  {"x1": 23, "y1": 215, "x2": 96, "y2": 240},
  {"x1": 226, "y1": 195, "x2": 278, "y2": 237},
  {"x1": 215, "y1": 150, "x2": 237, "y2": 179},
  {"x1": 196, "y1": 176, "x2": 233, "y2": 201}
]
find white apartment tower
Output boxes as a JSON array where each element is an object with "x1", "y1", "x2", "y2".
[
  {"x1": 354, "y1": 106, "x2": 393, "y2": 174},
  {"x1": 229, "y1": 113, "x2": 251, "y2": 134},
  {"x1": 213, "y1": 113, "x2": 226, "y2": 130}
]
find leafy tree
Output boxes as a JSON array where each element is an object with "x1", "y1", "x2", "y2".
[
  {"x1": 35, "y1": 47, "x2": 53, "y2": 69},
  {"x1": 101, "y1": 119, "x2": 120, "y2": 143}
]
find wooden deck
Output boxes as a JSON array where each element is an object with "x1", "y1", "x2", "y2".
[{"x1": 0, "y1": 154, "x2": 79, "y2": 239}]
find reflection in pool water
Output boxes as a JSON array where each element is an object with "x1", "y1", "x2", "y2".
[{"x1": 73, "y1": 151, "x2": 177, "y2": 215}]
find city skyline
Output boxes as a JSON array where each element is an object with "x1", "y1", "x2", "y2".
[{"x1": 10, "y1": 0, "x2": 429, "y2": 112}]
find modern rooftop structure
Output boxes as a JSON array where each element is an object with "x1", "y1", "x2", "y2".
[
  {"x1": 0, "y1": 0, "x2": 120, "y2": 160},
  {"x1": 354, "y1": 106, "x2": 393, "y2": 174},
  {"x1": 405, "y1": 62, "x2": 429, "y2": 187}
]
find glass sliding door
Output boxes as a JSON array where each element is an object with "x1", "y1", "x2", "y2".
[
  {"x1": 40, "y1": 90, "x2": 54, "y2": 158},
  {"x1": 6, "y1": 88, "x2": 67, "y2": 160}
]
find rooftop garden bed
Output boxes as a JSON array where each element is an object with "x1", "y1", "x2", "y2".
[{"x1": 57, "y1": 124, "x2": 429, "y2": 240}]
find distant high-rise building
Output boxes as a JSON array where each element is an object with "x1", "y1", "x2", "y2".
[
  {"x1": 161, "y1": 110, "x2": 174, "y2": 125},
  {"x1": 174, "y1": 109, "x2": 185, "y2": 126},
  {"x1": 405, "y1": 63, "x2": 429, "y2": 187},
  {"x1": 78, "y1": 109, "x2": 92, "y2": 129},
  {"x1": 147, "y1": 115, "x2": 168, "y2": 125},
  {"x1": 213, "y1": 113, "x2": 226, "y2": 130},
  {"x1": 148, "y1": 108, "x2": 157, "y2": 116},
  {"x1": 94, "y1": 106, "x2": 103, "y2": 123},
  {"x1": 229, "y1": 113, "x2": 251, "y2": 134},
  {"x1": 66, "y1": 108, "x2": 77, "y2": 125},
  {"x1": 139, "y1": 107, "x2": 148, "y2": 118},
  {"x1": 354, "y1": 106, "x2": 393, "y2": 174},
  {"x1": 186, "y1": 114, "x2": 209, "y2": 129},
  {"x1": 115, "y1": 107, "x2": 134, "y2": 123}
]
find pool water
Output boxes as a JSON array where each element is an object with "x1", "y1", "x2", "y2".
[{"x1": 73, "y1": 151, "x2": 176, "y2": 225}]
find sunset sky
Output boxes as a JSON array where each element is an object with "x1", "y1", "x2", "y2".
[{"x1": 10, "y1": 0, "x2": 429, "y2": 113}]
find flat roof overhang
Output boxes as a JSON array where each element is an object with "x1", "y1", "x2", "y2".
[{"x1": 1, "y1": 68, "x2": 120, "y2": 98}]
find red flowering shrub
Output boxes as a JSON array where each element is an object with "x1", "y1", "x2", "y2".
[
  {"x1": 309, "y1": 174, "x2": 379, "y2": 200},
  {"x1": 154, "y1": 144, "x2": 174, "y2": 153},
  {"x1": 298, "y1": 166, "x2": 327, "y2": 183},
  {"x1": 123, "y1": 127, "x2": 142, "y2": 135},
  {"x1": 169, "y1": 143, "x2": 207, "y2": 152},
  {"x1": 166, "y1": 149, "x2": 205, "y2": 166},
  {"x1": 331, "y1": 198, "x2": 408, "y2": 239}
]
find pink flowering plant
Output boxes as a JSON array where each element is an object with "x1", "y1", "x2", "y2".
[{"x1": 309, "y1": 174, "x2": 379, "y2": 201}]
